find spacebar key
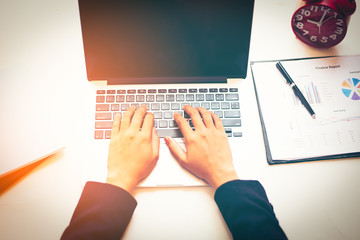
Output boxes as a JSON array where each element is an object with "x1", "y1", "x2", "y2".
[
  {"x1": 156, "y1": 128, "x2": 183, "y2": 138},
  {"x1": 221, "y1": 119, "x2": 241, "y2": 127}
]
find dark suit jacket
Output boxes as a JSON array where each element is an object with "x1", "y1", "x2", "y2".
[{"x1": 61, "y1": 180, "x2": 287, "y2": 240}]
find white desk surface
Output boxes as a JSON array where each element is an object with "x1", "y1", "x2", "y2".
[{"x1": 1, "y1": 0, "x2": 359, "y2": 239}]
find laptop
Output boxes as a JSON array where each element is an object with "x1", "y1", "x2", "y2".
[{"x1": 78, "y1": 0, "x2": 254, "y2": 186}]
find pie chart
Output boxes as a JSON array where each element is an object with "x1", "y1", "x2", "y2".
[{"x1": 341, "y1": 78, "x2": 360, "y2": 100}]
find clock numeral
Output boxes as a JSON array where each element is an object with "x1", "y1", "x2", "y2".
[
  {"x1": 321, "y1": 36, "x2": 328, "y2": 43},
  {"x1": 296, "y1": 14, "x2": 303, "y2": 21},
  {"x1": 300, "y1": 9, "x2": 311, "y2": 16},
  {"x1": 310, "y1": 5, "x2": 319, "y2": 12},
  {"x1": 302, "y1": 30, "x2": 309, "y2": 36},
  {"x1": 336, "y1": 19, "x2": 344, "y2": 26},
  {"x1": 296, "y1": 22, "x2": 304, "y2": 29},
  {"x1": 330, "y1": 34, "x2": 337, "y2": 40},
  {"x1": 335, "y1": 27, "x2": 343, "y2": 35},
  {"x1": 310, "y1": 36, "x2": 317, "y2": 42}
]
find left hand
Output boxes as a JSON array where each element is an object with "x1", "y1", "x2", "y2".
[{"x1": 106, "y1": 105, "x2": 160, "y2": 193}]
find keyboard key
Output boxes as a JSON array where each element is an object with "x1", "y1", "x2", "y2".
[
  {"x1": 116, "y1": 95, "x2": 125, "y2": 102},
  {"x1": 189, "y1": 89, "x2": 197, "y2": 93},
  {"x1": 106, "y1": 95, "x2": 115, "y2": 103},
  {"x1": 111, "y1": 104, "x2": 120, "y2": 111},
  {"x1": 95, "y1": 130, "x2": 104, "y2": 139},
  {"x1": 97, "y1": 90, "x2": 105, "y2": 94},
  {"x1": 209, "y1": 88, "x2": 218, "y2": 93},
  {"x1": 164, "y1": 112, "x2": 173, "y2": 119},
  {"x1": 222, "y1": 119, "x2": 241, "y2": 127},
  {"x1": 148, "y1": 89, "x2": 157, "y2": 93},
  {"x1": 138, "y1": 89, "x2": 146, "y2": 94},
  {"x1": 156, "y1": 95, "x2": 165, "y2": 102},
  {"x1": 221, "y1": 102, "x2": 230, "y2": 109},
  {"x1": 171, "y1": 103, "x2": 181, "y2": 110},
  {"x1": 117, "y1": 90, "x2": 126, "y2": 94},
  {"x1": 96, "y1": 104, "x2": 110, "y2": 111},
  {"x1": 219, "y1": 88, "x2": 228, "y2": 92},
  {"x1": 126, "y1": 95, "x2": 135, "y2": 102},
  {"x1": 186, "y1": 94, "x2": 194, "y2": 101},
  {"x1": 153, "y1": 112, "x2": 162, "y2": 119},
  {"x1": 168, "y1": 89, "x2": 177, "y2": 93},
  {"x1": 191, "y1": 102, "x2": 200, "y2": 108},
  {"x1": 224, "y1": 110, "x2": 240, "y2": 118},
  {"x1": 201, "y1": 102, "x2": 210, "y2": 110},
  {"x1": 215, "y1": 94, "x2": 224, "y2": 101},
  {"x1": 156, "y1": 128, "x2": 183, "y2": 138},
  {"x1": 158, "y1": 89, "x2": 167, "y2": 93},
  {"x1": 127, "y1": 89, "x2": 136, "y2": 94},
  {"x1": 96, "y1": 95, "x2": 105, "y2": 103},
  {"x1": 161, "y1": 103, "x2": 170, "y2": 110},
  {"x1": 136, "y1": 95, "x2": 145, "y2": 102},
  {"x1": 146, "y1": 95, "x2": 155, "y2": 102},
  {"x1": 179, "y1": 89, "x2": 187, "y2": 93},
  {"x1": 224, "y1": 128, "x2": 232, "y2": 133},
  {"x1": 176, "y1": 94, "x2": 185, "y2": 101},
  {"x1": 151, "y1": 103, "x2": 160, "y2": 110},
  {"x1": 225, "y1": 93, "x2": 239, "y2": 101},
  {"x1": 206, "y1": 94, "x2": 214, "y2": 101},
  {"x1": 113, "y1": 112, "x2": 121, "y2": 119},
  {"x1": 196, "y1": 94, "x2": 204, "y2": 101},
  {"x1": 121, "y1": 104, "x2": 130, "y2": 111},
  {"x1": 159, "y1": 120, "x2": 168, "y2": 128},
  {"x1": 233, "y1": 132, "x2": 243, "y2": 137},
  {"x1": 95, "y1": 121, "x2": 113, "y2": 129},
  {"x1": 231, "y1": 102, "x2": 240, "y2": 109},
  {"x1": 166, "y1": 94, "x2": 175, "y2": 102},
  {"x1": 107, "y1": 90, "x2": 115, "y2": 94},
  {"x1": 226, "y1": 132, "x2": 232, "y2": 137},
  {"x1": 105, "y1": 130, "x2": 112, "y2": 139},
  {"x1": 211, "y1": 102, "x2": 220, "y2": 109},
  {"x1": 230, "y1": 88, "x2": 238, "y2": 92},
  {"x1": 199, "y1": 88, "x2": 208, "y2": 93},
  {"x1": 95, "y1": 112, "x2": 112, "y2": 120}
]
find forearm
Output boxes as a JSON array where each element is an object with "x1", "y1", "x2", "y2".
[
  {"x1": 61, "y1": 182, "x2": 137, "y2": 240},
  {"x1": 215, "y1": 180, "x2": 287, "y2": 240}
]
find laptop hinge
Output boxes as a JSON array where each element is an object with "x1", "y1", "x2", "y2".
[{"x1": 107, "y1": 77, "x2": 227, "y2": 85}]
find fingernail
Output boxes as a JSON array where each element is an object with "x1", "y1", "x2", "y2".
[{"x1": 164, "y1": 136, "x2": 169, "y2": 144}]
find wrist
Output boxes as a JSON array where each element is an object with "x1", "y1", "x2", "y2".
[
  {"x1": 106, "y1": 173, "x2": 137, "y2": 194},
  {"x1": 209, "y1": 171, "x2": 239, "y2": 190}
]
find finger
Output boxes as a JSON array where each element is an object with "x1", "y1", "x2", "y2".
[
  {"x1": 141, "y1": 112, "x2": 154, "y2": 137},
  {"x1": 164, "y1": 136, "x2": 187, "y2": 166},
  {"x1": 197, "y1": 107, "x2": 214, "y2": 128},
  {"x1": 130, "y1": 105, "x2": 147, "y2": 131},
  {"x1": 111, "y1": 112, "x2": 122, "y2": 138},
  {"x1": 183, "y1": 105, "x2": 204, "y2": 130},
  {"x1": 211, "y1": 112, "x2": 225, "y2": 131},
  {"x1": 174, "y1": 112, "x2": 193, "y2": 138},
  {"x1": 152, "y1": 127, "x2": 160, "y2": 160},
  {"x1": 120, "y1": 106, "x2": 136, "y2": 132}
]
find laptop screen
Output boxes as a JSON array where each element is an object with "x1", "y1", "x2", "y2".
[{"x1": 78, "y1": 0, "x2": 254, "y2": 84}]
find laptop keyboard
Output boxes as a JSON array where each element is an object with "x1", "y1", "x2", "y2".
[{"x1": 94, "y1": 88, "x2": 242, "y2": 139}]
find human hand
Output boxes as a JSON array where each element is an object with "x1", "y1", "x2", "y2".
[
  {"x1": 165, "y1": 105, "x2": 238, "y2": 189},
  {"x1": 106, "y1": 105, "x2": 160, "y2": 193}
]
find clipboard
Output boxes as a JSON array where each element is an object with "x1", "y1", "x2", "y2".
[{"x1": 251, "y1": 55, "x2": 360, "y2": 164}]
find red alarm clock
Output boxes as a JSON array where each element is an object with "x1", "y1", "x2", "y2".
[{"x1": 291, "y1": 0, "x2": 356, "y2": 48}]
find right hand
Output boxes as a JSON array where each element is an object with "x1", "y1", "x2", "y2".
[{"x1": 164, "y1": 105, "x2": 239, "y2": 189}]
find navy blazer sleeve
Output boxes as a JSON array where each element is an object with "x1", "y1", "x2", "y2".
[
  {"x1": 215, "y1": 180, "x2": 287, "y2": 240},
  {"x1": 61, "y1": 181, "x2": 137, "y2": 240}
]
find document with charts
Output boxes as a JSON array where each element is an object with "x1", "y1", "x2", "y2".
[{"x1": 251, "y1": 55, "x2": 360, "y2": 164}]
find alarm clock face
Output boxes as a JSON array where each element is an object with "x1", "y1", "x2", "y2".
[{"x1": 292, "y1": 4, "x2": 347, "y2": 48}]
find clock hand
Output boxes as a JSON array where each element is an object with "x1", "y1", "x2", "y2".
[
  {"x1": 318, "y1": 9, "x2": 329, "y2": 26},
  {"x1": 321, "y1": 15, "x2": 334, "y2": 25},
  {"x1": 307, "y1": 19, "x2": 320, "y2": 26}
]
